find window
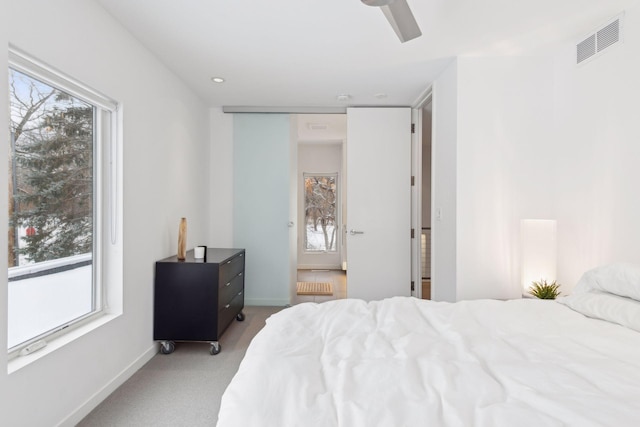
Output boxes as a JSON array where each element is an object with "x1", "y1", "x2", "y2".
[
  {"x1": 304, "y1": 174, "x2": 338, "y2": 252},
  {"x1": 7, "y1": 48, "x2": 118, "y2": 357}
]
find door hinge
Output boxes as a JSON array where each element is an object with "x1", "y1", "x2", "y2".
[
  {"x1": 411, "y1": 281, "x2": 415, "y2": 292},
  {"x1": 411, "y1": 123, "x2": 416, "y2": 134},
  {"x1": 411, "y1": 175, "x2": 415, "y2": 186},
  {"x1": 411, "y1": 228, "x2": 415, "y2": 238}
]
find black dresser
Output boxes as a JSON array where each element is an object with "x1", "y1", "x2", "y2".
[{"x1": 153, "y1": 248, "x2": 245, "y2": 355}]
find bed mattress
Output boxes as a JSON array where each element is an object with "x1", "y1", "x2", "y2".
[{"x1": 217, "y1": 296, "x2": 640, "y2": 427}]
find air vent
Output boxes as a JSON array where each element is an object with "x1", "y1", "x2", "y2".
[
  {"x1": 577, "y1": 34, "x2": 596, "y2": 64},
  {"x1": 576, "y1": 14, "x2": 623, "y2": 65},
  {"x1": 597, "y1": 19, "x2": 620, "y2": 51},
  {"x1": 307, "y1": 123, "x2": 328, "y2": 131}
]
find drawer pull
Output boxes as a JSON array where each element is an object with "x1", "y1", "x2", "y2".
[
  {"x1": 225, "y1": 282, "x2": 231, "y2": 287},
  {"x1": 240, "y1": 253, "x2": 244, "y2": 257},
  {"x1": 238, "y1": 291, "x2": 243, "y2": 296},
  {"x1": 226, "y1": 260, "x2": 232, "y2": 264},
  {"x1": 238, "y1": 272, "x2": 243, "y2": 277},
  {"x1": 225, "y1": 304, "x2": 230, "y2": 309}
]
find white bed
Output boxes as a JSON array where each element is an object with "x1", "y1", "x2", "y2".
[{"x1": 217, "y1": 264, "x2": 640, "y2": 427}]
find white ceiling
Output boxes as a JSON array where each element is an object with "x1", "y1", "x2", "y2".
[{"x1": 95, "y1": 0, "x2": 635, "y2": 109}]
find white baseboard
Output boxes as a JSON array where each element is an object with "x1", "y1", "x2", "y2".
[
  {"x1": 297, "y1": 264, "x2": 342, "y2": 270},
  {"x1": 57, "y1": 344, "x2": 158, "y2": 427},
  {"x1": 245, "y1": 298, "x2": 290, "y2": 307}
]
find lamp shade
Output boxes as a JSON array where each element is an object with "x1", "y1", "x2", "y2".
[{"x1": 521, "y1": 219, "x2": 557, "y2": 293}]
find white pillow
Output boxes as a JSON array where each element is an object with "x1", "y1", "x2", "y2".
[
  {"x1": 572, "y1": 263, "x2": 640, "y2": 301},
  {"x1": 558, "y1": 290, "x2": 640, "y2": 332}
]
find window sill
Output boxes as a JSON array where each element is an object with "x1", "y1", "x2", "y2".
[{"x1": 8, "y1": 311, "x2": 121, "y2": 374}]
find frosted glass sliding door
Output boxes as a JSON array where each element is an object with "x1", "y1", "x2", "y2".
[{"x1": 233, "y1": 114, "x2": 291, "y2": 305}]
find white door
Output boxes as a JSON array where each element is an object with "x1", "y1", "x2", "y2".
[{"x1": 346, "y1": 108, "x2": 412, "y2": 301}]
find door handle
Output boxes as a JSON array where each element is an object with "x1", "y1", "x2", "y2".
[{"x1": 349, "y1": 229, "x2": 365, "y2": 235}]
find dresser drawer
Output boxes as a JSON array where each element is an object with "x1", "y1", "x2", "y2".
[
  {"x1": 218, "y1": 291, "x2": 244, "y2": 336},
  {"x1": 219, "y1": 273, "x2": 244, "y2": 310},
  {"x1": 219, "y1": 252, "x2": 244, "y2": 284}
]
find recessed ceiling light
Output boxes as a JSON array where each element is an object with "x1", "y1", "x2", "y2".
[
  {"x1": 374, "y1": 93, "x2": 388, "y2": 99},
  {"x1": 336, "y1": 94, "x2": 350, "y2": 102},
  {"x1": 211, "y1": 77, "x2": 225, "y2": 83}
]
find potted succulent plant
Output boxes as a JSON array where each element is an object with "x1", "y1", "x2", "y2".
[{"x1": 528, "y1": 279, "x2": 561, "y2": 299}]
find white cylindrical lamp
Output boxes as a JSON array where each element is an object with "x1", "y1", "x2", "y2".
[{"x1": 521, "y1": 219, "x2": 557, "y2": 294}]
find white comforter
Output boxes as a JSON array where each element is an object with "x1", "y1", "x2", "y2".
[{"x1": 217, "y1": 297, "x2": 640, "y2": 427}]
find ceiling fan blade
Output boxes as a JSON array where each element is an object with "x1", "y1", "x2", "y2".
[{"x1": 380, "y1": 0, "x2": 422, "y2": 43}]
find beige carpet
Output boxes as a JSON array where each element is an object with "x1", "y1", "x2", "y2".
[
  {"x1": 296, "y1": 281, "x2": 333, "y2": 296},
  {"x1": 77, "y1": 306, "x2": 283, "y2": 427}
]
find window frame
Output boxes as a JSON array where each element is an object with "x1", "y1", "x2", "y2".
[{"x1": 7, "y1": 47, "x2": 119, "y2": 360}]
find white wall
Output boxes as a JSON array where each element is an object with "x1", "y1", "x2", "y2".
[
  {"x1": 209, "y1": 107, "x2": 234, "y2": 247},
  {"x1": 456, "y1": 55, "x2": 556, "y2": 300},
  {"x1": 1, "y1": 0, "x2": 209, "y2": 425},
  {"x1": 431, "y1": 59, "x2": 458, "y2": 302},
  {"x1": 432, "y1": 6, "x2": 640, "y2": 300},
  {"x1": 553, "y1": 5, "x2": 640, "y2": 291},
  {"x1": 433, "y1": 54, "x2": 556, "y2": 301}
]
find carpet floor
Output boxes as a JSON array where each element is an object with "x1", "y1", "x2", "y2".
[{"x1": 77, "y1": 305, "x2": 283, "y2": 426}]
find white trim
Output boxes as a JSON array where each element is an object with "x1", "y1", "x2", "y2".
[
  {"x1": 245, "y1": 299, "x2": 290, "y2": 307},
  {"x1": 8, "y1": 253, "x2": 91, "y2": 279},
  {"x1": 9, "y1": 45, "x2": 117, "y2": 111},
  {"x1": 8, "y1": 312, "x2": 121, "y2": 373},
  {"x1": 297, "y1": 264, "x2": 342, "y2": 270},
  {"x1": 109, "y1": 106, "x2": 122, "y2": 245},
  {"x1": 56, "y1": 343, "x2": 157, "y2": 427},
  {"x1": 411, "y1": 108, "x2": 422, "y2": 298},
  {"x1": 412, "y1": 85, "x2": 433, "y2": 109},
  {"x1": 223, "y1": 106, "x2": 346, "y2": 114}
]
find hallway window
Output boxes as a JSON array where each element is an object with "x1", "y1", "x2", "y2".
[{"x1": 304, "y1": 174, "x2": 337, "y2": 252}]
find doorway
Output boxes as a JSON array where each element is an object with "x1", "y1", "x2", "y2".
[
  {"x1": 411, "y1": 94, "x2": 433, "y2": 299},
  {"x1": 420, "y1": 101, "x2": 433, "y2": 299},
  {"x1": 294, "y1": 114, "x2": 347, "y2": 304},
  {"x1": 232, "y1": 110, "x2": 414, "y2": 306}
]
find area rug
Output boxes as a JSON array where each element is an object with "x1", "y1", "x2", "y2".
[{"x1": 296, "y1": 282, "x2": 333, "y2": 296}]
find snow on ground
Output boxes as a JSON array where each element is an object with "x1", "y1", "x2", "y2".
[
  {"x1": 305, "y1": 224, "x2": 337, "y2": 251},
  {"x1": 8, "y1": 265, "x2": 92, "y2": 349}
]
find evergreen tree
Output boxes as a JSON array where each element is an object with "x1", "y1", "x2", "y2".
[{"x1": 10, "y1": 70, "x2": 94, "y2": 264}]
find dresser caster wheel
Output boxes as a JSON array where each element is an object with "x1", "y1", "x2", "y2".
[
  {"x1": 236, "y1": 312, "x2": 245, "y2": 322},
  {"x1": 210, "y1": 342, "x2": 221, "y2": 355},
  {"x1": 160, "y1": 341, "x2": 175, "y2": 354}
]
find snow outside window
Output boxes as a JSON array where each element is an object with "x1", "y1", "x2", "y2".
[{"x1": 7, "y1": 49, "x2": 117, "y2": 357}]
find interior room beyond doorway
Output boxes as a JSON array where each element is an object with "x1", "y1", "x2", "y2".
[
  {"x1": 295, "y1": 114, "x2": 347, "y2": 304},
  {"x1": 296, "y1": 114, "x2": 346, "y2": 270}
]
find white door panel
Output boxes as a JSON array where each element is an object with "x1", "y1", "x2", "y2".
[{"x1": 346, "y1": 108, "x2": 412, "y2": 301}]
